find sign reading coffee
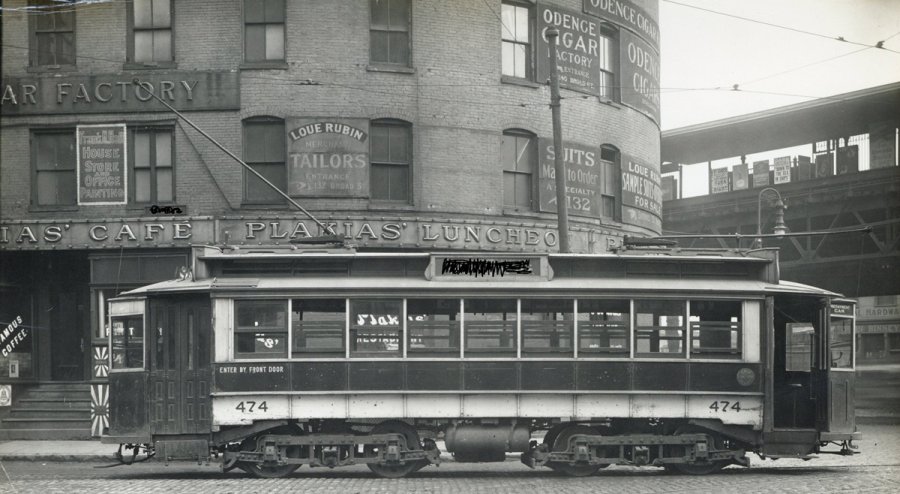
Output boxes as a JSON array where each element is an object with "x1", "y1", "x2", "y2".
[
  {"x1": 287, "y1": 118, "x2": 369, "y2": 197},
  {"x1": 537, "y1": 138, "x2": 604, "y2": 218},
  {"x1": 537, "y1": 4, "x2": 603, "y2": 95},
  {"x1": 77, "y1": 124, "x2": 127, "y2": 205}
]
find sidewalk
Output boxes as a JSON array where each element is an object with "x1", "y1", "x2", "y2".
[{"x1": 0, "y1": 440, "x2": 116, "y2": 462}]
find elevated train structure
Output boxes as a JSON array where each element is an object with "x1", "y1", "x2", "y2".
[{"x1": 103, "y1": 242, "x2": 860, "y2": 477}]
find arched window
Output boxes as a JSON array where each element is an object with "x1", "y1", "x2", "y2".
[
  {"x1": 600, "y1": 144, "x2": 620, "y2": 220},
  {"x1": 242, "y1": 117, "x2": 285, "y2": 205},
  {"x1": 370, "y1": 119, "x2": 412, "y2": 202},
  {"x1": 501, "y1": 129, "x2": 536, "y2": 210}
]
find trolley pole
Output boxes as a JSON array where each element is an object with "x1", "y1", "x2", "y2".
[{"x1": 547, "y1": 28, "x2": 571, "y2": 253}]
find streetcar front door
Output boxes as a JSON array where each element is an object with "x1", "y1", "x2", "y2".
[
  {"x1": 149, "y1": 296, "x2": 212, "y2": 435},
  {"x1": 772, "y1": 295, "x2": 822, "y2": 429}
]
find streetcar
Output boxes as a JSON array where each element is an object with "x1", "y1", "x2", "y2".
[{"x1": 102, "y1": 240, "x2": 860, "y2": 477}]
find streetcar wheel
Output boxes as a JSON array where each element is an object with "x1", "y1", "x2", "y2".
[
  {"x1": 237, "y1": 424, "x2": 305, "y2": 479},
  {"x1": 365, "y1": 420, "x2": 426, "y2": 478},
  {"x1": 237, "y1": 462, "x2": 300, "y2": 478},
  {"x1": 550, "y1": 425, "x2": 602, "y2": 477},
  {"x1": 668, "y1": 425, "x2": 728, "y2": 475}
]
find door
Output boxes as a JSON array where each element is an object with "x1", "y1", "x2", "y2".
[
  {"x1": 826, "y1": 301, "x2": 856, "y2": 433},
  {"x1": 149, "y1": 296, "x2": 212, "y2": 435},
  {"x1": 772, "y1": 294, "x2": 823, "y2": 429},
  {"x1": 50, "y1": 291, "x2": 86, "y2": 380}
]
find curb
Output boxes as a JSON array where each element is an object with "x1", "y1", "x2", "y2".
[{"x1": 0, "y1": 454, "x2": 117, "y2": 462}]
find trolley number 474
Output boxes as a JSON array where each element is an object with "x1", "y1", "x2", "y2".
[
  {"x1": 709, "y1": 400, "x2": 741, "y2": 412},
  {"x1": 235, "y1": 401, "x2": 268, "y2": 413}
]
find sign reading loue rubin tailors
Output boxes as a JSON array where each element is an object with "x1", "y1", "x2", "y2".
[
  {"x1": 77, "y1": 124, "x2": 127, "y2": 205},
  {"x1": 287, "y1": 118, "x2": 369, "y2": 197},
  {"x1": 537, "y1": 4, "x2": 602, "y2": 95},
  {"x1": 537, "y1": 139, "x2": 603, "y2": 218},
  {"x1": 621, "y1": 154, "x2": 661, "y2": 218}
]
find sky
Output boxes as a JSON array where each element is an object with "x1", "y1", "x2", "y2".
[{"x1": 659, "y1": 0, "x2": 900, "y2": 130}]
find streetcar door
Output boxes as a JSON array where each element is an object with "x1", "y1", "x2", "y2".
[
  {"x1": 772, "y1": 294, "x2": 823, "y2": 429},
  {"x1": 149, "y1": 295, "x2": 212, "y2": 435},
  {"x1": 825, "y1": 301, "x2": 856, "y2": 433}
]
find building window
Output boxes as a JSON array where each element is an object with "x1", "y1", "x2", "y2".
[
  {"x1": 635, "y1": 300, "x2": 685, "y2": 357},
  {"x1": 407, "y1": 299, "x2": 460, "y2": 356},
  {"x1": 502, "y1": 129, "x2": 535, "y2": 209},
  {"x1": 111, "y1": 315, "x2": 144, "y2": 369},
  {"x1": 350, "y1": 299, "x2": 402, "y2": 357},
  {"x1": 521, "y1": 299, "x2": 573, "y2": 356},
  {"x1": 578, "y1": 299, "x2": 630, "y2": 354},
  {"x1": 292, "y1": 299, "x2": 345, "y2": 357},
  {"x1": 370, "y1": 0, "x2": 410, "y2": 66},
  {"x1": 131, "y1": 128, "x2": 174, "y2": 203},
  {"x1": 33, "y1": 131, "x2": 76, "y2": 206},
  {"x1": 30, "y1": 0, "x2": 75, "y2": 66},
  {"x1": 242, "y1": 117, "x2": 286, "y2": 204},
  {"x1": 129, "y1": 0, "x2": 172, "y2": 63},
  {"x1": 598, "y1": 24, "x2": 618, "y2": 100},
  {"x1": 599, "y1": 145, "x2": 620, "y2": 219},
  {"x1": 370, "y1": 120, "x2": 411, "y2": 202},
  {"x1": 690, "y1": 300, "x2": 741, "y2": 357},
  {"x1": 244, "y1": 0, "x2": 285, "y2": 62},
  {"x1": 234, "y1": 300, "x2": 287, "y2": 359},
  {"x1": 501, "y1": 1, "x2": 532, "y2": 79}
]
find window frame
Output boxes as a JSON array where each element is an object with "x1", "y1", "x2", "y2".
[
  {"x1": 126, "y1": 0, "x2": 175, "y2": 67},
  {"x1": 689, "y1": 300, "x2": 743, "y2": 358},
  {"x1": 500, "y1": 0, "x2": 534, "y2": 82},
  {"x1": 31, "y1": 129, "x2": 77, "y2": 208},
  {"x1": 291, "y1": 298, "x2": 347, "y2": 357},
  {"x1": 28, "y1": 0, "x2": 76, "y2": 69},
  {"x1": 241, "y1": 116, "x2": 287, "y2": 206},
  {"x1": 634, "y1": 299, "x2": 687, "y2": 358},
  {"x1": 406, "y1": 298, "x2": 462, "y2": 357},
  {"x1": 369, "y1": 119, "x2": 413, "y2": 204},
  {"x1": 233, "y1": 299, "x2": 289, "y2": 359},
  {"x1": 349, "y1": 298, "x2": 403, "y2": 358},
  {"x1": 597, "y1": 23, "x2": 619, "y2": 101},
  {"x1": 242, "y1": 0, "x2": 286, "y2": 65},
  {"x1": 577, "y1": 298, "x2": 631, "y2": 355},
  {"x1": 599, "y1": 144, "x2": 622, "y2": 221},
  {"x1": 129, "y1": 125, "x2": 176, "y2": 205},
  {"x1": 369, "y1": 0, "x2": 412, "y2": 68},
  {"x1": 501, "y1": 129, "x2": 536, "y2": 211},
  {"x1": 110, "y1": 313, "x2": 145, "y2": 371}
]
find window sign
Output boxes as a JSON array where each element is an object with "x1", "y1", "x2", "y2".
[
  {"x1": 536, "y1": 4, "x2": 602, "y2": 95},
  {"x1": 774, "y1": 156, "x2": 791, "y2": 184},
  {"x1": 77, "y1": 124, "x2": 127, "y2": 205},
  {"x1": 538, "y1": 139, "x2": 604, "y2": 218},
  {"x1": 287, "y1": 118, "x2": 369, "y2": 198}
]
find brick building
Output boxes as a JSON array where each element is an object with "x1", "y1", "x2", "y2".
[{"x1": 0, "y1": 0, "x2": 661, "y2": 438}]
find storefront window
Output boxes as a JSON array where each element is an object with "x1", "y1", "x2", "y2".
[
  {"x1": 464, "y1": 299, "x2": 516, "y2": 356},
  {"x1": 292, "y1": 299, "x2": 345, "y2": 356},
  {"x1": 350, "y1": 299, "x2": 401, "y2": 356},
  {"x1": 234, "y1": 300, "x2": 287, "y2": 358},
  {"x1": 111, "y1": 315, "x2": 144, "y2": 369},
  {"x1": 407, "y1": 299, "x2": 460, "y2": 356},
  {"x1": 635, "y1": 300, "x2": 685, "y2": 357}
]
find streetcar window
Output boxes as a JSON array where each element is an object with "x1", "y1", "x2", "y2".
[
  {"x1": 690, "y1": 300, "x2": 741, "y2": 357},
  {"x1": 350, "y1": 299, "x2": 402, "y2": 357},
  {"x1": 464, "y1": 299, "x2": 517, "y2": 356},
  {"x1": 521, "y1": 299, "x2": 573, "y2": 357},
  {"x1": 578, "y1": 299, "x2": 629, "y2": 354},
  {"x1": 407, "y1": 299, "x2": 460, "y2": 356},
  {"x1": 292, "y1": 299, "x2": 345, "y2": 356},
  {"x1": 234, "y1": 300, "x2": 287, "y2": 359},
  {"x1": 111, "y1": 315, "x2": 144, "y2": 369},
  {"x1": 635, "y1": 300, "x2": 685, "y2": 357},
  {"x1": 786, "y1": 323, "x2": 814, "y2": 372},
  {"x1": 829, "y1": 317, "x2": 853, "y2": 369}
]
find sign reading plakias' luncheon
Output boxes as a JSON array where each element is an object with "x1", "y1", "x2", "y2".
[
  {"x1": 537, "y1": 4, "x2": 603, "y2": 95},
  {"x1": 537, "y1": 138, "x2": 604, "y2": 218},
  {"x1": 287, "y1": 118, "x2": 369, "y2": 197},
  {"x1": 77, "y1": 124, "x2": 127, "y2": 205}
]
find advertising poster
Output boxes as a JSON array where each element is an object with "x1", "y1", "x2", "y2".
[
  {"x1": 836, "y1": 145, "x2": 859, "y2": 175},
  {"x1": 797, "y1": 155, "x2": 812, "y2": 181},
  {"x1": 76, "y1": 124, "x2": 127, "y2": 205},
  {"x1": 537, "y1": 4, "x2": 602, "y2": 95},
  {"x1": 537, "y1": 138, "x2": 603, "y2": 218},
  {"x1": 752, "y1": 160, "x2": 770, "y2": 187},
  {"x1": 287, "y1": 118, "x2": 369, "y2": 197},
  {"x1": 815, "y1": 153, "x2": 833, "y2": 178},
  {"x1": 619, "y1": 29, "x2": 660, "y2": 124},
  {"x1": 732, "y1": 163, "x2": 749, "y2": 190},
  {"x1": 621, "y1": 154, "x2": 662, "y2": 218},
  {"x1": 710, "y1": 167, "x2": 730, "y2": 194},
  {"x1": 773, "y1": 156, "x2": 792, "y2": 184}
]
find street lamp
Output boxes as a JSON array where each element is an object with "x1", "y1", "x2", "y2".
[{"x1": 756, "y1": 187, "x2": 787, "y2": 247}]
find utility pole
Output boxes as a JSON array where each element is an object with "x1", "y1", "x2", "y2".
[{"x1": 547, "y1": 28, "x2": 571, "y2": 253}]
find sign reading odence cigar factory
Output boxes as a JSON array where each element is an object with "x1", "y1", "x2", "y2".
[
  {"x1": 77, "y1": 124, "x2": 127, "y2": 205},
  {"x1": 537, "y1": 4, "x2": 603, "y2": 95},
  {"x1": 287, "y1": 118, "x2": 369, "y2": 197}
]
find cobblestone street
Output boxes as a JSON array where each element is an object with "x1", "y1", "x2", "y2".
[{"x1": 1, "y1": 424, "x2": 897, "y2": 494}]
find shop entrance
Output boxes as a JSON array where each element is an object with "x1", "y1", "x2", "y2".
[{"x1": 49, "y1": 290, "x2": 88, "y2": 380}]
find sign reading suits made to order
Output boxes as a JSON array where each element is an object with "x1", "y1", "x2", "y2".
[
  {"x1": 77, "y1": 124, "x2": 127, "y2": 205},
  {"x1": 537, "y1": 138, "x2": 604, "y2": 218},
  {"x1": 287, "y1": 118, "x2": 369, "y2": 197}
]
